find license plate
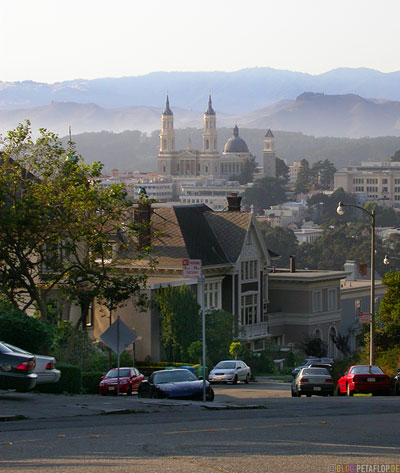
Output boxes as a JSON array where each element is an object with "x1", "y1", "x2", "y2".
[
  {"x1": 108, "y1": 386, "x2": 115, "y2": 391},
  {"x1": 367, "y1": 378, "x2": 375, "y2": 382},
  {"x1": 313, "y1": 387, "x2": 321, "y2": 391}
]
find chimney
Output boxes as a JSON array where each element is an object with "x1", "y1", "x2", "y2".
[
  {"x1": 289, "y1": 255, "x2": 296, "y2": 273},
  {"x1": 227, "y1": 192, "x2": 242, "y2": 212},
  {"x1": 134, "y1": 199, "x2": 152, "y2": 250},
  {"x1": 344, "y1": 260, "x2": 357, "y2": 281}
]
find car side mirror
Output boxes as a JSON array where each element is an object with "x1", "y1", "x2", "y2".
[{"x1": 198, "y1": 376, "x2": 204, "y2": 380}]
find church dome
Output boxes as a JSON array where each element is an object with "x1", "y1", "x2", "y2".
[{"x1": 223, "y1": 125, "x2": 249, "y2": 153}]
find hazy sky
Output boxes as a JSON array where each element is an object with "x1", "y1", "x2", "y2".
[{"x1": 2, "y1": 0, "x2": 400, "y2": 83}]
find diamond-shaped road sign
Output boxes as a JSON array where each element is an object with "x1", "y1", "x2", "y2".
[{"x1": 100, "y1": 318, "x2": 136, "y2": 355}]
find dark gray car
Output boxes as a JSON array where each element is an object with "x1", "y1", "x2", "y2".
[{"x1": 291, "y1": 367, "x2": 334, "y2": 397}]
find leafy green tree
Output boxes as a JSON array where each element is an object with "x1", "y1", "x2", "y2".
[
  {"x1": 300, "y1": 336, "x2": 328, "y2": 358},
  {"x1": 188, "y1": 341, "x2": 202, "y2": 364},
  {"x1": 295, "y1": 159, "x2": 311, "y2": 193},
  {"x1": 391, "y1": 149, "x2": 400, "y2": 161},
  {"x1": 234, "y1": 154, "x2": 258, "y2": 184},
  {"x1": 0, "y1": 122, "x2": 149, "y2": 324},
  {"x1": 0, "y1": 301, "x2": 55, "y2": 354},
  {"x1": 276, "y1": 157, "x2": 289, "y2": 184},
  {"x1": 229, "y1": 342, "x2": 242, "y2": 360},
  {"x1": 310, "y1": 160, "x2": 336, "y2": 190},
  {"x1": 205, "y1": 309, "x2": 234, "y2": 366},
  {"x1": 375, "y1": 271, "x2": 400, "y2": 351},
  {"x1": 155, "y1": 285, "x2": 201, "y2": 361},
  {"x1": 259, "y1": 223, "x2": 298, "y2": 267},
  {"x1": 306, "y1": 188, "x2": 358, "y2": 225},
  {"x1": 243, "y1": 177, "x2": 286, "y2": 213}
]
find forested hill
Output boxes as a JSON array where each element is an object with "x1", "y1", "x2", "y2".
[{"x1": 62, "y1": 128, "x2": 400, "y2": 173}]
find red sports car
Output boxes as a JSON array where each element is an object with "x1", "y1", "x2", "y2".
[
  {"x1": 99, "y1": 367, "x2": 144, "y2": 395},
  {"x1": 336, "y1": 365, "x2": 391, "y2": 396}
]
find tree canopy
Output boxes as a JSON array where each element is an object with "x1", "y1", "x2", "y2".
[{"x1": 243, "y1": 177, "x2": 286, "y2": 213}]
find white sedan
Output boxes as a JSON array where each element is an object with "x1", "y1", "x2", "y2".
[
  {"x1": 0, "y1": 342, "x2": 61, "y2": 385},
  {"x1": 209, "y1": 360, "x2": 251, "y2": 384}
]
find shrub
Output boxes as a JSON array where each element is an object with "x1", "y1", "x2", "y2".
[
  {"x1": 82, "y1": 371, "x2": 104, "y2": 394},
  {"x1": 36, "y1": 362, "x2": 81, "y2": 394},
  {"x1": 0, "y1": 302, "x2": 54, "y2": 354}
]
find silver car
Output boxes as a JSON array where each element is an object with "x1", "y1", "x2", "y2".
[
  {"x1": 291, "y1": 367, "x2": 334, "y2": 397},
  {"x1": 1, "y1": 342, "x2": 61, "y2": 385},
  {"x1": 209, "y1": 360, "x2": 251, "y2": 384}
]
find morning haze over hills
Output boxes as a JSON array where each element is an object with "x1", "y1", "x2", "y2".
[{"x1": 2, "y1": 66, "x2": 400, "y2": 171}]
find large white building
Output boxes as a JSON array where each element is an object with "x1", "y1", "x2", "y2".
[
  {"x1": 157, "y1": 94, "x2": 276, "y2": 182},
  {"x1": 334, "y1": 161, "x2": 400, "y2": 205}
]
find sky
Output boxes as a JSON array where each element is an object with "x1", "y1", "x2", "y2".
[{"x1": 2, "y1": 0, "x2": 400, "y2": 83}]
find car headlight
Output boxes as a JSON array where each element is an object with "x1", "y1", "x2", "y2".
[{"x1": 100, "y1": 381, "x2": 105, "y2": 386}]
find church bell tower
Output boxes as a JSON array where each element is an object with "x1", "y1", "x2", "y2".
[
  {"x1": 202, "y1": 93, "x2": 218, "y2": 153},
  {"x1": 263, "y1": 129, "x2": 276, "y2": 177},
  {"x1": 159, "y1": 94, "x2": 175, "y2": 153}
]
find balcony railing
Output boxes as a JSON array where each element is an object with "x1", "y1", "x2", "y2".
[{"x1": 239, "y1": 322, "x2": 270, "y2": 340}]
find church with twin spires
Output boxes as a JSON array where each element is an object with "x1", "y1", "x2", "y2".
[{"x1": 157, "y1": 94, "x2": 276, "y2": 180}]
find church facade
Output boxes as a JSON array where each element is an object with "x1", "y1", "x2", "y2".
[{"x1": 157, "y1": 95, "x2": 276, "y2": 180}]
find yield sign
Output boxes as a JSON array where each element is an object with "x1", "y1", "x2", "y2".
[{"x1": 100, "y1": 317, "x2": 136, "y2": 355}]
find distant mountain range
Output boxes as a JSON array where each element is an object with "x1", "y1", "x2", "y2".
[{"x1": 1, "y1": 92, "x2": 400, "y2": 138}]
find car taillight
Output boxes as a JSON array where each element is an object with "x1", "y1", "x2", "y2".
[
  {"x1": 353, "y1": 375, "x2": 361, "y2": 382},
  {"x1": 46, "y1": 361, "x2": 55, "y2": 370},
  {"x1": 299, "y1": 378, "x2": 308, "y2": 383},
  {"x1": 326, "y1": 379, "x2": 333, "y2": 383},
  {"x1": 16, "y1": 360, "x2": 35, "y2": 373}
]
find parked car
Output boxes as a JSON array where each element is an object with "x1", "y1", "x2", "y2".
[
  {"x1": 291, "y1": 367, "x2": 334, "y2": 397},
  {"x1": 138, "y1": 369, "x2": 214, "y2": 401},
  {"x1": 99, "y1": 367, "x2": 144, "y2": 395},
  {"x1": 0, "y1": 342, "x2": 37, "y2": 392},
  {"x1": 291, "y1": 358, "x2": 333, "y2": 378},
  {"x1": 208, "y1": 360, "x2": 251, "y2": 384},
  {"x1": 336, "y1": 365, "x2": 391, "y2": 396},
  {"x1": 393, "y1": 369, "x2": 400, "y2": 395},
  {"x1": 0, "y1": 342, "x2": 60, "y2": 385}
]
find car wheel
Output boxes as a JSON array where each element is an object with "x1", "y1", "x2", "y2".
[
  {"x1": 232, "y1": 375, "x2": 238, "y2": 385},
  {"x1": 245, "y1": 374, "x2": 250, "y2": 384},
  {"x1": 346, "y1": 384, "x2": 353, "y2": 396},
  {"x1": 206, "y1": 388, "x2": 215, "y2": 402},
  {"x1": 394, "y1": 381, "x2": 400, "y2": 395},
  {"x1": 291, "y1": 389, "x2": 296, "y2": 397},
  {"x1": 306, "y1": 394, "x2": 312, "y2": 397}
]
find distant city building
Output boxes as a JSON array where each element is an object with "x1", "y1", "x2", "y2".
[
  {"x1": 334, "y1": 161, "x2": 400, "y2": 205},
  {"x1": 289, "y1": 161, "x2": 302, "y2": 184},
  {"x1": 257, "y1": 202, "x2": 307, "y2": 228},
  {"x1": 157, "y1": 94, "x2": 276, "y2": 184}
]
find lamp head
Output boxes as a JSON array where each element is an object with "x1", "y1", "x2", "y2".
[
  {"x1": 336, "y1": 202, "x2": 345, "y2": 216},
  {"x1": 384, "y1": 255, "x2": 390, "y2": 265}
]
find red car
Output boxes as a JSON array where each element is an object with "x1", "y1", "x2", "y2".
[
  {"x1": 99, "y1": 367, "x2": 144, "y2": 395},
  {"x1": 337, "y1": 365, "x2": 391, "y2": 396}
]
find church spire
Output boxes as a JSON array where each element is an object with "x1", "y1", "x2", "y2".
[
  {"x1": 163, "y1": 93, "x2": 173, "y2": 116},
  {"x1": 205, "y1": 93, "x2": 215, "y2": 115}
]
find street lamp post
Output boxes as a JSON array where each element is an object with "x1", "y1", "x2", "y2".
[{"x1": 337, "y1": 201, "x2": 375, "y2": 365}]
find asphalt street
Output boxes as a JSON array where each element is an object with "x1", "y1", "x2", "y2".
[{"x1": 0, "y1": 379, "x2": 399, "y2": 473}]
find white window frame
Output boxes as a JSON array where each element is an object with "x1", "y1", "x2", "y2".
[
  {"x1": 203, "y1": 278, "x2": 222, "y2": 311},
  {"x1": 327, "y1": 288, "x2": 337, "y2": 310},
  {"x1": 312, "y1": 290, "x2": 322, "y2": 313},
  {"x1": 240, "y1": 292, "x2": 258, "y2": 325},
  {"x1": 240, "y1": 259, "x2": 258, "y2": 282}
]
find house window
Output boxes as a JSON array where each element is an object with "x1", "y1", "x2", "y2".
[
  {"x1": 328, "y1": 289, "x2": 337, "y2": 310},
  {"x1": 204, "y1": 281, "x2": 221, "y2": 310},
  {"x1": 241, "y1": 293, "x2": 258, "y2": 325},
  {"x1": 312, "y1": 291, "x2": 322, "y2": 312},
  {"x1": 241, "y1": 260, "x2": 258, "y2": 281}
]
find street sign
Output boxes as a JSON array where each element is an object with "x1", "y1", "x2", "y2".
[
  {"x1": 359, "y1": 312, "x2": 370, "y2": 324},
  {"x1": 100, "y1": 318, "x2": 137, "y2": 355},
  {"x1": 182, "y1": 258, "x2": 202, "y2": 278}
]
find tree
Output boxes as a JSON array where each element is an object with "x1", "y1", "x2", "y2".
[
  {"x1": 229, "y1": 342, "x2": 242, "y2": 360},
  {"x1": 391, "y1": 149, "x2": 400, "y2": 161},
  {"x1": 155, "y1": 285, "x2": 201, "y2": 361},
  {"x1": 276, "y1": 157, "x2": 289, "y2": 184},
  {"x1": 0, "y1": 122, "x2": 150, "y2": 323},
  {"x1": 259, "y1": 223, "x2": 298, "y2": 267},
  {"x1": 295, "y1": 159, "x2": 311, "y2": 193},
  {"x1": 234, "y1": 154, "x2": 258, "y2": 184},
  {"x1": 206, "y1": 309, "x2": 234, "y2": 366},
  {"x1": 330, "y1": 332, "x2": 351, "y2": 357},
  {"x1": 300, "y1": 336, "x2": 328, "y2": 358},
  {"x1": 375, "y1": 271, "x2": 400, "y2": 351},
  {"x1": 243, "y1": 177, "x2": 286, "y2": 213},
  {"x1": 310, "y1": 160, "x2": 336, "y2": 190}
]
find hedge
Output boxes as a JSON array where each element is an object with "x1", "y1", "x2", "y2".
[
  {"x1": 82, "y1": 371, "x2": 103, "y2": 394},
  {"x1": 36, "y1": 362, "x2": 81, "y2": 394}
]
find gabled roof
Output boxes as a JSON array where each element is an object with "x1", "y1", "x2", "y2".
[{"x1": 265, "y1": 129, "x2": 274, "y2": 138}]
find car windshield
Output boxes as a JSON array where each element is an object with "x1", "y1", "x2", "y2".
[
  {"x1": 301, "y1": 368, "x2": 330, "y2": 376},
  {"x1": 105, "y1": 369, "x2": 131, "y2": 378},
  {"x1": 350, "y1": 366, "x2": 384, "y2": 375},
  {"x1": 153, "y1": 370, "x2": 197, "y2": 384},
  {"x1": 214, "y1": 362, "x2": 236, "y2": 369},
  {"x1": 1, "y1": 342, "x2": 31, "y2": 354}
]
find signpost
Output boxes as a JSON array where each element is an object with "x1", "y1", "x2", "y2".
[
  {"x1": 359, "y1": 312, "x2": 371, "y2": 324},
  {"x1": 182, "y1": 258, "x2": 206, "y2": 402},
  {"x1": 100, "y1": 317, "x2": 137, "y2": 396}
]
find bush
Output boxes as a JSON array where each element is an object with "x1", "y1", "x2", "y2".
[
  {"x1": 0, "y1": 302, "x2": 54, "y2": 354},
  {"x1": 82, "y1": 371, "x2": 104, "y2": 394},
  {"x1": 36, "y1": 362, "x2": 81, "y2": 394}
]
